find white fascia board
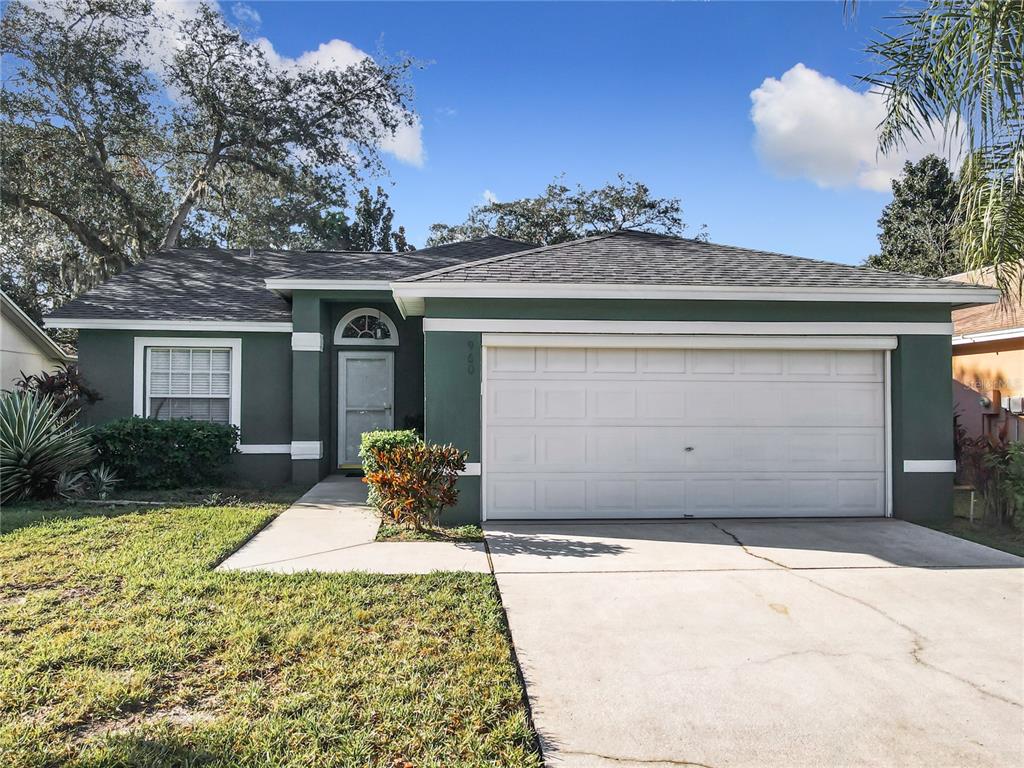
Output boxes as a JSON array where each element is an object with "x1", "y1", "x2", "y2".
[
  {"x1": 263, "y1": 278, "x2": 392, "y2": 291},
  {"x1": 482, "y1": 333, "x2": 899, "y2": 350},
  {"x1": 952, "y1": 327, "x2": 1024, "y2": 345},
  {"x1": 47, "y1": 318, "x2": 291, "y2": 333},
  {"x1": 391, "y1": 281, "x2": 1000, "y2": 307},
  {"x1": 3, "y1": 292, "x2": 74, "y2": 361},
  {"x1": 427, "y1": 318, "x2": 953, "y2": 336}
]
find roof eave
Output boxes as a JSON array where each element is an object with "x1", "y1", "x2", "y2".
[
  {"x1": 388, "y1": 281, "x2": 1002, "y2": 313},
  {"x1": 2, "y1": 292, "x2": 74, "y2": 362}
]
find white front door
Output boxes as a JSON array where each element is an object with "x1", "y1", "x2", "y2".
[
  {"x1": 483, "y1": 345, "x2": 887, "y2": 520},
  {"x1": 338, "y1": 351, "x2": 394, "y2": 465}
]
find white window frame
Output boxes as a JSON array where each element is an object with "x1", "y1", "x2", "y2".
[
  {"x1": 133, "y1": 337, "x2": 242, "y2": 429},
  {"x1": 334, "y1": 307, "x2": 399, "y2": 346}
]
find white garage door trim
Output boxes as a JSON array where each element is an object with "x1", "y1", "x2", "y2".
[
  {"x1": 482, "y1": 333, "x2": 898, "y2": 351},
  {"x1": 480, "y1": 339, "x2": 894, "y2": 521}
]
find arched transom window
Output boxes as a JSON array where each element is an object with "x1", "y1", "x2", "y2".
[{"x1": 334, "y1": 308, "x2": 399, "y2": 346}]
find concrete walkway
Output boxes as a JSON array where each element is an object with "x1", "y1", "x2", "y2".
[
  {"x1": 486, "y1": 519, "x2": 1024, "y2": 768},
  {"x1": 217, "y1": 475, "x2": 489, "y2": 574}
]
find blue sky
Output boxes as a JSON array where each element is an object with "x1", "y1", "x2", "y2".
[{"x1": 239, "y1": 1, "x2": 932, "y2": 265}]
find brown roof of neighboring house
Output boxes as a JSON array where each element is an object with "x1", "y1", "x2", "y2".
[{"x1": 947, "y1": 263, "x2": 1024, "y2": 339}]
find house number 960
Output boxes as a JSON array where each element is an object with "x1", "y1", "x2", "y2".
[{"x1": 467, "y1": 339, "x2": 475, "y2": 376}]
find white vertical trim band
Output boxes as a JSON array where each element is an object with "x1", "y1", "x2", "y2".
[
  {"x1": 903, "y1": 460, "x2": 957, "y2": 473},
  {"x1": 884, "y1": 350, "x2": 893, "y2": 518}
]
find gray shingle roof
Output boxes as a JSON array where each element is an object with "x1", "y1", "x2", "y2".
[
  {"x1": 47, "y1": 237, "x2": 536, "y2": 323},
  {"x1": 268, "y1": 236, "x2": 536, "y2": 281},
  {"x1": 400, "y1": 229, "x2": 987, "y2": 292}
]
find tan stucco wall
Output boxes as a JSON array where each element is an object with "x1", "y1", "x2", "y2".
[
  {"x1": 952, "y1": 339, "x2": 1024, "y2": 440},
  {"x1": 0, "y1": 314, "x2": 63, "y2": 386},
  {"x1": 952, "y1": 339, "x2": 1024, "y2": 396}
]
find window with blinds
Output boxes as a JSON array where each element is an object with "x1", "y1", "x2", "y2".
[{"x1": 147, "y1": 347, "x2": 231, "y2": 424}]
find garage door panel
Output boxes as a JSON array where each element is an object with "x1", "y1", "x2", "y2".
[
  {"x1": 486, "y1": 472, "x2": 886, "y2": 519},
  {"x1": 484, "y1": 346, "x2": 887, "y2": 519},
  {"x1": 488, "y1": 425, "x2": 884, "y2": 474}
]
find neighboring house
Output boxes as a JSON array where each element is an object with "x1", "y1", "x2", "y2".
[
  {"x1": 46, "y1": 230, "x2": 998, "y2": 522},
  {"x1": 947, "y1": 263, "x2": 1024, "y2": 441},
  {"x1": 1, "y1": 289, "x2": 74, "y2": 387}
]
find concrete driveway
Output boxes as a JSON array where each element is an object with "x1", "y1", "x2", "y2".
[{"x1": 485, "y1": 519, "x2": 1024, "y2": 768}]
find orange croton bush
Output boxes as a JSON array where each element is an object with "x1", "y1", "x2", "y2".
[{"x1": 364, "y1": 442, "x2": 467, "y2": 529}]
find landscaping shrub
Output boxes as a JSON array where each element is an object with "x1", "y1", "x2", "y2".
[
  {"x1": 363, "y1": 442, "x2": 467, "y2": 529},
  {"x1": 91, "y1": 417, "x2": 239, "y2": 489},
  {"x1": 359, "y1": 429, "x2": 421, "y2": 508},
  {"x1": 13, "y1": 362, "x2": 101, "y2": 411},
  {"x1": 0, "y1": 390, "x2": 94, "y2": 503},
  {"x1": 959, "y1": 421, "x2": 1024, "y2": 528}
]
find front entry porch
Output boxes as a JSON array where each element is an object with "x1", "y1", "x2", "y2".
[{"x1": 288, "y1": 293, "x2": 424, "y2": 485}]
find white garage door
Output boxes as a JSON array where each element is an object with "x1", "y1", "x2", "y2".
[{"x1": 483, "y1": 345, "x2": 887, "y2": 519}]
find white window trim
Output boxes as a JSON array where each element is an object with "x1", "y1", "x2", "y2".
[
  {"x1": 334, "y1": 307, "x2": 399, "y2": 346},
  {"x1": 133, "y1": 337, "x2": 242, "y2": 429}
]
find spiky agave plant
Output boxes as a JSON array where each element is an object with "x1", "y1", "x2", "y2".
[{"x1": 0, "y1": 391, "x2": 95, "y2": 503}]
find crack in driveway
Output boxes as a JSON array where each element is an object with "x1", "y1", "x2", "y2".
[{"x1": 712, "y1": 521, "x2": 1023, "y2": 710}]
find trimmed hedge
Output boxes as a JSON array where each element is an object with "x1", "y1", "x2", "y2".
[{"x1": 92, "y1": 417, "x2": 239, "y2": 489}]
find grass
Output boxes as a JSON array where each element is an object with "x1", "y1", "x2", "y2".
[
  {"x1": 926, "y1": 488, "x2": 1024, "y2": 557},
  {"x1": 0, "y1": 499, "x2": 540, "y2": 767},
  {"x1": 376, "y1": 523, "x2": 485, "y2": 543}
]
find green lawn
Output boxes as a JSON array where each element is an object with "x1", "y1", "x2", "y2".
[
  {"x1": 0, "y1": 500, "x2": 540, "y2": 767},
  {"x1": 376, "y1": 523, "x2": 485, "y2": 543}
]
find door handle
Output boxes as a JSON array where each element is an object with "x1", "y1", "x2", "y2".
[{"x1": 684, "y1": 446, "x2": 695, "y2": 452}]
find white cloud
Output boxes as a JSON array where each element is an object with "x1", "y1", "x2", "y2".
[
  {"x1": 483, "y1": 189, "x2": 499, "y2": 204},
  {"x1": 231, "y1": 2, "x2": 260, "y2": 27},
  {"x1": 750, "y1": 63, "x2": 959, "y2": 192}
]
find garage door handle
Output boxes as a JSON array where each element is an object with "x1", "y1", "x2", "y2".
[{"x1": 684, "y1": 446, "x2": 695, "y2": 452}]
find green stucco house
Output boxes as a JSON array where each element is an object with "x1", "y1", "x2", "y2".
[{"x1": 47, "y1": 230, "x2": 998, "y2": 523}]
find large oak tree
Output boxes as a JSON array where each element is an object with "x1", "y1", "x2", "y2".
[
  {"x1": 427, "y1": 175, "x2": 704, "y2": 247},
  {"x1": 1, "y1": 0, "x2": 417, "y2": 320}
]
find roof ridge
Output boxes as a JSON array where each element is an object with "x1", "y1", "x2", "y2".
[{"x1": 400, "y1": 231, "x2": 617, "y2": 282}]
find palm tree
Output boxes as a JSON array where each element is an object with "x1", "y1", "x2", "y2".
[{"x1": 862, "y1": 1, "x2": 1023, "y2": 289}]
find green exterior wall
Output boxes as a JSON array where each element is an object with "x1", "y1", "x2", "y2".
[
  {"x1": 76, "y1": 329, "x2": 292, "y2": 485},
  {"x1": 891, "y1": 334, "x2": 955, "y2": 522},
  {"x1": 421, "y1": 298, "x2": 957, "y2": 523},
  {"x1": 423, "y1": 331, "x2": 481, "y2": 524}
]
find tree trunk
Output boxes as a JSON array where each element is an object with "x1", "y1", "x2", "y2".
[{"x1": 160, "y1": 134, "x2": 222, "y2": 250}]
